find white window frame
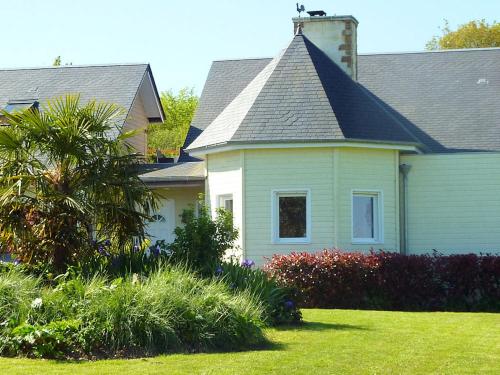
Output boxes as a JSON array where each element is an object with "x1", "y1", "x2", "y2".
[
  {"x1": 271, "y1": 189, "x2": 311, "y2": 244},
  {"x1": 351, "y1": 189, "x2": 384, "y2": 245},
  {"x1": 217, "y1": 194, "x2": 234, "y2": 213}
]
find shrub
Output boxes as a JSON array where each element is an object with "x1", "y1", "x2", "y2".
[
  {"x1": 0, "y1": 266, "x2": 267, "y2": 359},
  {"x1": 265, "y1": 250, "x2": 500, "y2": 311},
  {"x1": 0, "y1": 320, "x2": 80, "y2": 359},
  {"x1": 216, "y1": 261, "x2": 301, "y2": 325},
  {"x1": 168, "y1": 203, "x2": 238, "y2": 276}
]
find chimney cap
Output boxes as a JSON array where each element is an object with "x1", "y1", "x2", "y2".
[{"x1": 307, "y1": 10, "x2": 327, "y2": 16}]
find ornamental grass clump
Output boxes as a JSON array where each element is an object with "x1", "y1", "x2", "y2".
[
  {"x1": 0, "y1": 266, "x2": 267, "y2": 359},
  {"x1": 216, "y1": 261, "x2": 302, "y2": 326}
]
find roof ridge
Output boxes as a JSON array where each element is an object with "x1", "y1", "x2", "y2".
[
  {"x1": 211, "y1": 47, "x2": 500, "y2": 65},
  {"x1": 212, "y1": 57, "x2": 273, "y2": 63},
  {"x1": 0, "y1": 63, "x2": 149, "y2": 72},
  {"x1": 359, "y1": 47, "x2": 500, "y2": 56}
]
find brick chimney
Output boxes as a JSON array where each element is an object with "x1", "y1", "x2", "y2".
[{"x1": 293, "y1": 14, "x2": 358, "y2": 79}]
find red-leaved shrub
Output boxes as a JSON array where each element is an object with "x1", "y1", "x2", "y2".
[{"x1": 265, "y1": 250, "x2": 500, "y2": 311}]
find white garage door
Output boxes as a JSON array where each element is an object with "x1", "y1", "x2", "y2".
[{"x1": 147, "y1": 199, "x2": 176, "y2": 244}]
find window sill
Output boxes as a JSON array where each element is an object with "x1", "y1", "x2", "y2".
[{"x1": 272, "y1": 238, "x2": 311, "y2": 245}]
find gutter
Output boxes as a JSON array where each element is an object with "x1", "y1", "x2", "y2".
[{"x1": 399, "y1": 164, "x2": 412, "y2": 255}]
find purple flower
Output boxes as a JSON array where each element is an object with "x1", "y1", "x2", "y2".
[
  {"x1": 153, "y1": 245, "x2": 161, "y2": 257},
  {"x1": 132, "y1": 245, "x2": 139, "y2": 253},
  {"x1": 104, "y1": 239, "x2": 111, "y2": 247},
  {"x1": 98, "y1": 245, "x2": 110, "y2": 257},
  {"x1": 215, "y1": 266, "x2": 223, "y2": 276},
  {"x1": 241, "y1": 259, "x2": 255, "y2": 269},
  {"x1": 284, "y1": 300, "x2": 294, "y2": 310}
]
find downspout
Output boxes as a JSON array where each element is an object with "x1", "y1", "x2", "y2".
[{"x1": 399, "y1": 164, "x2": 412, "y2": 255}]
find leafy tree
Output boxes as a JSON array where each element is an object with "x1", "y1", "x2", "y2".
[
  {"x1": 168, "y1": 200, "x2": 238, "y2": 276},
  {"x1": 426, "y1": 19, "x2": 500, "y2": 50},
  {"x1": 147, "y1": 88, "x2": 198, "y2": 158},
  {"x1": 52, "y1": 56, "x2": 72, "y2": 66},
  {"x1": 0, "y1": 95, "x2": 157, "y2": 270}
]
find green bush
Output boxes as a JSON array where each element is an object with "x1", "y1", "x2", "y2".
[
  {"x1": 169, "y1": 203, "x2": 238, "y2": 276},
  {"x1": 217, "y1": 262, "x2": 302, "y2": 325},
  {"x1": 0, "y1": 267, "x2": 266, "y2": 359},
  {"x1": 0, "y1": 320, "x2": 80, "y2": 358}
]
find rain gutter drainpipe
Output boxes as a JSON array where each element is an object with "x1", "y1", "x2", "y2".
[{"x1": 399, "y1": 164, "x2": 412, "y2": 255}]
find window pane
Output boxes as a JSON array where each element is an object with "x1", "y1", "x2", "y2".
[
  {"x1": 224, "y1": 199, "x2": 233, "y2": 213},
  {"x1": 279, "y1": 196, "x2": 306, "y2": 238},
  {"x1": 353, "y1": 195, "x2": 374, "y2": 238}
]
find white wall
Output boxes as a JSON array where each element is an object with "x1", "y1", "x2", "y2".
[
  {"x1": 149, "y1": 186, "x2": 204, "y2": 244},
  {"x1": 401, "y1": 152, "x2": 500, "y2": 255},
  {"x1": 206, "y1": 151, "x2": 244, "y2": 259}
]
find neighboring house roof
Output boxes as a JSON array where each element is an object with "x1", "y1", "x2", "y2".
[
  {"x1": 186, "y1": 33, "x2": 419, "y2": 152},
  {"x1": 0, "y1": 63, "x2": 165, "y2": 126},
  {"x1": 185, "y1": 40, "x2": 500, "y2": 153},
  {"x1": 139, "y1": 162, "x2": 205, "y2": 187}
]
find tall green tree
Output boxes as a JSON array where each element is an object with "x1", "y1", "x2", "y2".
[
  {"x1": 0, "y1": 95, "x2": 157, "y2": 270},
  {"x1": 426, "y1": 19, "x2": 500, "y2": 50},
  {"x1": 147, "y1": 88, "x2": 198, "y2": 158}
]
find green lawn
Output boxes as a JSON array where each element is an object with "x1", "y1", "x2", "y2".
[{"x1": 1, "y1": 309, "x2": 498, "y2": 374}]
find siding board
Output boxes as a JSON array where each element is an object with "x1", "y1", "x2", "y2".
[{"x1": 401, "y1": 153, "x2": 500, "y2": 254}]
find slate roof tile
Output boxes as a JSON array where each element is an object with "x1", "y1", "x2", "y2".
[{"x1": 185, "y1": 37, "x2": 500, "y2": 153}]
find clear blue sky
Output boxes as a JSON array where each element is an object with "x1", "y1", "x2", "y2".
[{"x1": 2, "y1": 0, "x2": 499, "y2": 94}]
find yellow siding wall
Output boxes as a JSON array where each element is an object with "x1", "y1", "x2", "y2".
[
  {"x1": 123, "y1": 95, "x2": 148, "y2": 155},
  {"x1": 206, "y1": 151, "x2": 244, "y2": 258},
  {"x1": 154, "y1": 186, "x2": 204, "y2": 227},
  {"x1": 401, "y1": 153, "x2": 500, "y2": 254},
  {"x1": 244, "y1": 148, "x2": 334, "y2": 263},
  {"x1": 336, "y1": 148, "x2": 400, "y2": 251},
  {"x1": 242, "y1": 147, "x2": 399, "y2": 265}
]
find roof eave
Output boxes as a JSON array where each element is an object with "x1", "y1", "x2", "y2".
[
  {"x1": 141, "y1": 177, "x2": 205, "y2": 188},
  {"x1": 186, "y1": 139, "x2": 423, "y2": 157},
  {"x1": 146, "y1": 65, "x2": 166, "y2": 122}
]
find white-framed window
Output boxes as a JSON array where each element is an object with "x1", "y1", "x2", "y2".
[
  {"x1": 272, "y1": 189, "x2": 311, "y2": 244},
  {"x1": 351, "y1": 190, "x2": 383, "y2": 244},
  {"x1": 217, "y1": 194, "x2": 234, "y2": 214}
]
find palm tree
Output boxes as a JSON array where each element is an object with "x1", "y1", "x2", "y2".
[{"x1": 0, "y1": 95, "x2": 157, "y2": 270}]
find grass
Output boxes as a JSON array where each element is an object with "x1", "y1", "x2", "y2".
[{"x1": 0, "y1": 309, "x2": 498, "y2": 374}]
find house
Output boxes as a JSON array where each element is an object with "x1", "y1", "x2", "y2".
[
  {"x1": 0, "y1": 63, "x2": 164, "y2": 155},
  {"x1": 147, "y1": 13, "x2": 500, "y2": 264}
]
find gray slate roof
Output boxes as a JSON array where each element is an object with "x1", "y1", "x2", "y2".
[
  {"x1": 187, "y1": 34, "x2": 418, "y2": 152},
  {"x1": 139, "y1": 162, "x2": 204, "y2": 185},
  {"x1": 180, "y1": 58, "x2": 272, "y2": 161},
  {"x1": 0, "y1": 64, "x2": 151, "y2": 126},
  {"x1": 357, "y1": 49, "x2": 500, "y2": 152},
  {"x1": 186, "y1": 39, "x2": 500, "y2": 153}
]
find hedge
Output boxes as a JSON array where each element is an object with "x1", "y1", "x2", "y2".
[{"x1": 265, "y1": 250, "x2": 500, "y2": 311}]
